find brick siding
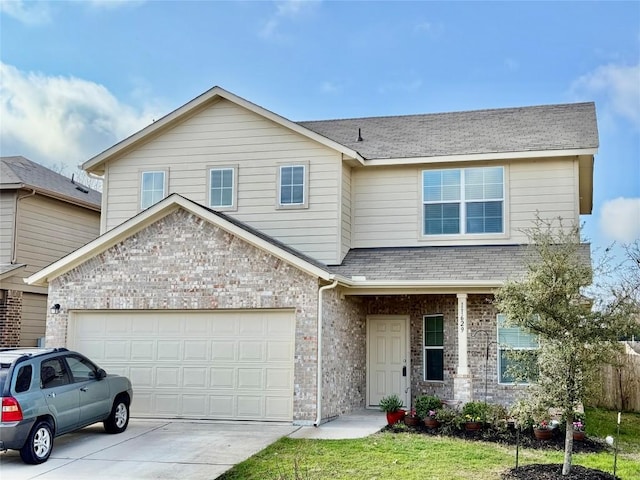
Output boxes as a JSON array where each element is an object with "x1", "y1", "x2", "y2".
[{"x1": 0, "y1": 289, "x2": 22, "y2": 347}]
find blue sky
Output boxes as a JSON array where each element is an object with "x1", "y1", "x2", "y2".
[{"x1": 1, "y1": 0, "x2": 639, "y2": 254}]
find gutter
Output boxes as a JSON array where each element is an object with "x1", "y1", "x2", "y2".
[{"x1": 314, "y1": 278, "x2": 338, "y2": 426}]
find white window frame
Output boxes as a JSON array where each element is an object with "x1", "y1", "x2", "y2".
[
  {"x1": 139, "y1": 170, "x2": 168, "y2": 210},
  {"x1": 496, "y1": 313, "x2": 539, "y2": 385},
  {"x1": 422, "y1": 166, "x2": 505, "y2": 237},
  {"x1": 423, "y1": 314, "x2": 444, "y2": 382},
  {"x1": 208, "y1": 166, "x2": 237, "y2": 211},
  {"x1": 277, "y1": 163, "x2": 308, "y2": 209}
]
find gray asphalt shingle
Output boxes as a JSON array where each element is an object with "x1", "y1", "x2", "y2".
[
  {"x1": 298, "y1": 102, "x2": 598, "y2": 160},
  {"x1": 1, "y1": 156, "x2": 101, "y2": 207}
]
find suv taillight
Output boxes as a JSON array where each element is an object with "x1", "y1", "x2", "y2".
[{"x1": 1, "y1": 396, "x2": 24, "y2": 422}]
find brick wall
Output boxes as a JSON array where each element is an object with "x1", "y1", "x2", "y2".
[
  {"x1": 0, "y1": 289, "x2": 22, "y2": 347},
  {"x1": 363, "y1": 293, "x2": 523, "y2": 407},
  {"x1": 320, "y1": 288, "x2": 366, "y2": 419},
  {"x1": 46, "y1": 209, "x2": 321, "y2": 422}
]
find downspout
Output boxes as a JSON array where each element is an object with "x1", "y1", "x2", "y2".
[
  {"x1": 314, "y1": 278, "x2": 338, "y2": 427},
  {"x1": 12, "y1": 188, "x2": 36, "y2": 263}
]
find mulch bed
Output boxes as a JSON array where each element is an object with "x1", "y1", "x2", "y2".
[
  {"x1": 501, "y1": 464, "x2": 619, "y2": 479},
  {"x1": 385, "y1": 423, "x2": 619, "y2": 479}
]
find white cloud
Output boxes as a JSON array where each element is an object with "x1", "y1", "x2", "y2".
[
  {"x1": 85, "y1": 0, "x2": 146, "y2": 10},
  {"x1": 0, "y1": 62, "x2": 163, "y2": 172},
  {"x1": 599, "y1": 197, "x2": 640, "y2": 243},
  {"x1": 260, "y1": 0, "x2": 320, "y2": 40},
  {"x1": 572, "y1": 63, "x2": 640, "y2": 128},
  {"x1": 0, "y1": 0, "x2": 51, "y2": 25}
]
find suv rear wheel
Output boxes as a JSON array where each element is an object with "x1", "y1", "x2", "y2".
[
  {"x1": 20, "y1": 420, "x2": 53, "y2": 464},
  {"x1": 104, "y1": 396, "x2": 129, "y2": 433}
]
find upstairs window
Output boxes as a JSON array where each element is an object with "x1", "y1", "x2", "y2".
[
  {"x1": 423, "y1": 166, "x2": 504, "y2": 235},
  {"x1": 497, "y1": 313, "x2": 539, "y2": 384},
  {"x1": 278, "y1": 165, "x2": 306, "y2": 207},
  {"x1": 423, "y1": 314, "x2": 444, "y2": 381},
  {"x1": 209, "y1": 167, "x2": 235, "y2": 209},
  {"x1": 140, "y1": 171, "x2": 166, "y2": 209}
]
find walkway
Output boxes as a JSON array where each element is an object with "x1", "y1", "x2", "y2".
[{"x1": 289, "y1": 409, "x2": 387, "y2": 440}]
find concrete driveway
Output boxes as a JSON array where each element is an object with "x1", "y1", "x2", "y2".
[{"x1": 0, "y1": 419, "x2": 298, "y2": 480}]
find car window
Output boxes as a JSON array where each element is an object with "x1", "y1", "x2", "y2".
[
  {"x1": 65, "y1": 354, "x2": 100, "y2": 383},
  {"x1": 0, "y1": 367, "x2": 8, "y2": 391},
  {"x1": 15, "y1": 365, "x2": 32, "y2": 393},
  {"x1": 40, "y1": 358, "x2": 71, "y2": 389}
]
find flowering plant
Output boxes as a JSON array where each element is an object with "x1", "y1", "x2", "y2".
[
  {"x1": 406, "y1": 408, "x2": 418, "y2": 418},
  {"x1": 572, "y1": 420, "x2": 584, "y2": 432},
  {"x1": 427, "y1": 409, "x2": 438, "y2": 419},
  {"x1": 535, "y1": 420, "x2": 550, "y2": 430}
]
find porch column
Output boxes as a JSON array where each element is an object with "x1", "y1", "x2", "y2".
[{"x1": 453, "y1": 293, "x2": 472, "y2": 403}]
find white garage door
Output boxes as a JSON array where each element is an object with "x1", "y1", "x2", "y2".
[{"x1": 68, "y1": 310, "x2": 295, "y2": 421}]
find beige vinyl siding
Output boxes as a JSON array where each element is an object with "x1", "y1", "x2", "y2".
[
  {"x1": 104, "y1": 99, "x2": 342, "y2": 264},
  {"x1": 352, "y1": 166, "x2": 420, "y2": 248},
  {"x1": 0, "y1": 191, "x2": 16, "y2": 264},
  {"x1": 509, "y1": 157, "x2": 579, "y2": 240},
  {"x1": 352, "y1": 158, "x2": 580, "y2": 248},
  {"x1": 13, "y1": 195, "x2": 100, "y2": 283},
  {"x1": 341, "y1": 164, "x2": 352, "y2": 261},
  {"x1": 19, "y1": 292, "x2": 46, "y2": 347}
]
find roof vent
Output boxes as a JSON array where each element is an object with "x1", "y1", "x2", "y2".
[
  {"x1": 75, "y1": 185, "x2": 89, "y2": 194},
  {"x1": 356, "y1": 128, "x2": 363, "y2": 142}
]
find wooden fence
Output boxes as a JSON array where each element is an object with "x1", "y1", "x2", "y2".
[{"x1": 589, "y1": 342, "x2": 640, "y2": 413}]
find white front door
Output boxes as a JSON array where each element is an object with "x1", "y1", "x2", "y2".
[{"x1": 367, "y1": 315, "x2": 409, "y2": 408}]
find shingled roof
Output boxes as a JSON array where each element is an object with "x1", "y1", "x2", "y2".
[
  {"x1": 298, "y1": 102, "x2": 598, "y2": 160},
  {"x1": 1, "y1": 156, "x2": 101, "y2": 209},
  {"x1": 329, "y1": 244, "x2": 591, "y2": 283}
]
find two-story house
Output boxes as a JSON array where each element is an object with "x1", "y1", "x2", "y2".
[
  {"x1": 26, "y1": 87, "x2": 597, "y2": 425},
  {"x1": 1, "y1": 156, "x2": 101, "y2": 347}
]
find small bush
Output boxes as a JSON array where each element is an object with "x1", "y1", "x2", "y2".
[
  {"x1": 379, "y1": 394, "x2": 404, "y2": 412},
  {"x1": 415, "y1": 395, "x2": 442, "y2": 419},
  {"x1": 462, "y1": 401, "x2": 491, "y2": 423}
]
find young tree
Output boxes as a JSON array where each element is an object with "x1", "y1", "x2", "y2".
[{"x1": 494, "y1": 218, "x2": 638, "y2": 476}]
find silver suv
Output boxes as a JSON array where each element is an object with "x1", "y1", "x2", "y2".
[{"x1": 0, "y1": 348, "x2": 133, "y2": 464}]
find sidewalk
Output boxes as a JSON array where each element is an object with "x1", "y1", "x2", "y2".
[{"x1": 289, "y1": 409, "x2": 387, "y2": 440}]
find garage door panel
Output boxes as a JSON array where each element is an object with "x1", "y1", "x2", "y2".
[
  {"x1": 130, "y1": 367, "x2": 154, "y2": 387},
  {"x1": 211, "y1": 368, "x2": 234, "y2": 388},
  {"x1": 105, "y1": 341, "x2": 129, "y2": 360},
  {"x1": 184, "y1": 368, "x2": 207, "y2": 387},
  {"x1": 239, "y1": 342, "x2": 264, "y2": 361},
  {"x1": 184, "y1": 341, "x2": 208, "y2": 360},
  {"x1": 211, "y1": 341, "x2": 235, "y2": 361},
  {"x1": 237, "y1": 396, "x2": 262, "y2": 417},
  {"x1": 267, "y1": 341, "x2": 293, "y2": 361},
  {"x1": 68, "y1": 310, "x2": 294, "y2": 421},
  {"x1": 183, "y1": 395, "x2": 207, "y2": 416},
  {"x1": 131, "y1": 341, "x2": 154, "y2": 360},
  {"x1": 210, "y1": 396, "x2": 234, "y2": 416}
]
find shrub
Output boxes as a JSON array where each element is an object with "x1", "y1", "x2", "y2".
[
  {"x1": 379, "y1": 394, "x2": 404, "y2": 413},
  {"x1": 462, "y1": 401, "x2": 491, "y2": 423},
  {"x1": 414, "y1": 395, "x2": 442, "y2": 419},
  {"x1": 433, "y1": 407, "x2": 461, "y2": 435}
]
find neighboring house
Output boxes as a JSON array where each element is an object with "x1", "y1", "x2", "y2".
[
  {"x1": 1, "y1": 156, "x2": 101, "y2": 347},
  {"x1": 26, "y1": 87, "x2": 597, "y2": 425}
]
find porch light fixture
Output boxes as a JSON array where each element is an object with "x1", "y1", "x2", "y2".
[{"x1": 50, "y1": 304, "x2": 61, "y2": 314}]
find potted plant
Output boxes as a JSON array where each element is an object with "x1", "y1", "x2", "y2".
[
  {"x1": 462, "y1": 401, "x2": 489, "y2": 432},
  {"x1": 533, "y1": 419, "x2": 553, "y2": 440},
  {"x1": 404, "y1": 408, "x2": 420, "y2": 426},
  {"x1": 572, "y1": 412, "x2": 586, "y2": 441},
  {"x1": 379, "y1": 394, "x2": 405, "y2": 425},
  {"x1": 415, "y1": 395, "x2": 442, "y2": 428}
]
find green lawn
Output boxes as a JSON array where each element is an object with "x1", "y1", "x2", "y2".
[{"x1": 218, "y1": 409, "x2": 640, "y2": 480}]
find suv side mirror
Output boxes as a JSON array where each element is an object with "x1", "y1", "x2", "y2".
[{"x1": 96, "y1": 368, "x2": 107, "y2": 380}]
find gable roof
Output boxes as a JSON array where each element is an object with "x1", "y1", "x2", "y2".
[
  {"x1": 25, "y1": 193, "x2": 334, "y2": 287},
  {"x1": 82, "y1": 87, "x2": 366, "y2": 175},
  {"x1": 298, "y1": 102, "x2": 599, "y2": 161},
  {"x1": 1, "y1": 156, "x2": 101, "y2": 210}
]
